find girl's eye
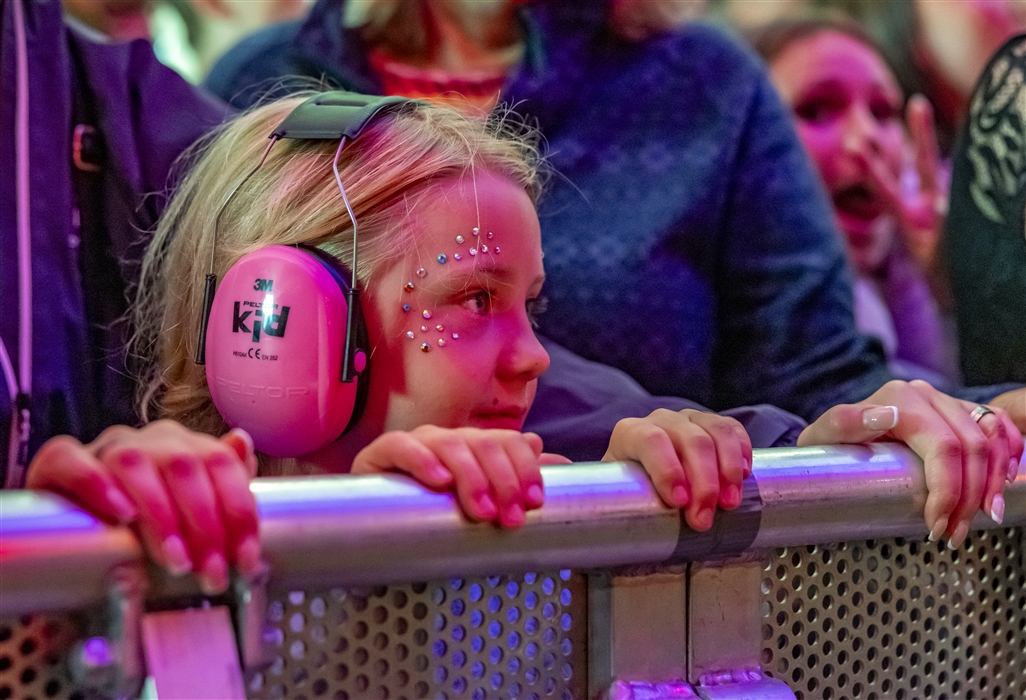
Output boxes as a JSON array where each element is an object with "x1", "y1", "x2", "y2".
[
  {"x1": 462, "y1": 290, "x2": 492, "y2": 315},
  {"x1": 870, "y1": 100, "x2": 901, "y2": 123},
  {"x1": 527, "y1": 296, "x2": 548, "y2": 329},
  {"x1": 794, "y1": 94, "x2": 844, "y2": 124}
]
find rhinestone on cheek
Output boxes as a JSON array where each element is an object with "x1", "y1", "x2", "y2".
[
  {"x1": 480, "y1": 245, "x2": 488, "y2": 253},
  {"x1": 472, "y1": 227, "x2": 480, "y2": 237},
  {"x1": 406, "y1": 331, "x2": 415, "y2": 339},
  {"x1": 421, "y1": 326, "x2": 428, "y2": 332},
  {"x1": 454, "y1": 253, "x2": 462, "y2": 261},
  {"x1": 402, "y1": 304, "x2": 411, "y2": 312},
  {"x1": 487, "y1": 231, "x2": 494, "y2": 239},
  {"x1": 420, "y1": 343, "x2": 431, "y2": 353},
  {"x1": 404, "y1": 282, "x2": 415, "y2": 292},
  {"x1": 438, "y1": 339, "x2": 446, "y2": 347},
  {"x1": 469, "y1": 248, "x2": 477, "y2": 256},
  {"x1": 423, "y1": 310, "x2": 432, "y2": 319},
  {"x1": 451, "y1": 332, "x2": 459, "y2": 340},
  {"x1": 456, "y1": 235, "x2": 465, "y2": 244},
  {"x1": 437, "y1": 254, "x2": 448, "y2": 264},
  {"x1": 416, "y1": 267, "x2": 427, "y2": 278},
  {"x1": 493, "y1": 246, "x2": 500, "y2": 254},
  {"x1": 436, "y1": 324, "x2": 444, "y2": 332}
]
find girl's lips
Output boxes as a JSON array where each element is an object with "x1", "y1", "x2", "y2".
[
  {"x1": 833, "y1": 183, "x2": 885, "y2": 222},
  {"x1": 471, "y1": 407, "x2": 527, "y2": 431}
]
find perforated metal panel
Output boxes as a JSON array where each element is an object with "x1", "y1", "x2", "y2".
[
  {"x1": 0, "y1": 612, "x2": 83, "y2": 700},
  {"x1": 249, "y1": 570, "x2": 587, "y2": 700},
  {"x1": 760, "y1": 528, "x2": 1026, "y2": 700}
]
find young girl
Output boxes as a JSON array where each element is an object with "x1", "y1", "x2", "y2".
[
  {"x1": 752, "y1": 16, "x2": 959, "y2": 383},
  {"x1": 27, "y1": 92, "x2": 1020, "y2": 595}
]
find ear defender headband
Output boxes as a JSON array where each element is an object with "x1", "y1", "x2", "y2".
[{"x1": 196, "y1": 92, "x2": 414, "y2": 457}]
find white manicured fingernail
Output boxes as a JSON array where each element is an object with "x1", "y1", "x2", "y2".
[
  {"x1": 863, "y1": 405, "x2": 899, "y2": 431},
  {"x1": 947, "y1": 521, "x2": 969, "y2": 550},
  {"x1": 105, "y1": 487, "x2": 137, "y2": 523},
  {"x1": 161, "y1": 535, "x2": 192, "y2": 576},
  {"x1": 990, "y1": 495, "x2": 1005, "y2": 525},
  {"x1": 928, "y1": 515, "x2": 948, "y2": 542}
]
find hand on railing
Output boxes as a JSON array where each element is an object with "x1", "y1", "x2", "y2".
[
  {"x1": 25, "y1": 420, "x2": 261, "y2": 595},
  {"x1": 601, "y1": 408, "x2": 752, "y2": 532},
  {"x1": 797, "y1": 380, "x2": 1023, "y2": 549},
  {"x1": 351, "y1": 426, "x2": 554, "y2": 528}
]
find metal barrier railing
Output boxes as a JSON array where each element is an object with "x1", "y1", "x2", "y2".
[{"x1": 1, "y1": 444, "x2": 1023, "y2": 699}]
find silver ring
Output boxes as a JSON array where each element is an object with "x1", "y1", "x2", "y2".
[{"x1": 970, "y1": 405, "x2": 995, "y2": 423}]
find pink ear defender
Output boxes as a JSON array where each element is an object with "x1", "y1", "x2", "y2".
[
  {"x1": 205, "y1": 246, "x2": 367, "y2": 456},
  {"x1": 196, "y1": 92, "x2": 415, "y2": 457}
]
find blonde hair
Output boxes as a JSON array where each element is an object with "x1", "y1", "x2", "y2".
[{"x1": 134, "y1": 93, "x2": 543, "y2": 439}]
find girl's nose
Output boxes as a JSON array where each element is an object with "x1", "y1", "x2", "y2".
[
  {"x1": 842, "y1": 105, "x2": 883, "y2": 158},
  {"x1": 500, "y1": 315, "x2": 550, "y2": 381}
]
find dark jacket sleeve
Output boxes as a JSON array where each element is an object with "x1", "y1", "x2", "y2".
[{"x1": 525, "y1": 337, "x2": 806, "y2": 462}]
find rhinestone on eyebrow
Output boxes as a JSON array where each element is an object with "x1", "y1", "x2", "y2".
[
  {"x1": 456, "y1": 235, "x2": 465, "y2": 244},
  {"x1": 438, "y1": 338, "x2": 446, "y2": 347},
  {"x1": 472, "y1": 227, "x2": 480, "y2": 237},
  {"x1": 420, "y1": 343, "x2": 431, "y2": 353},
  {"x1": 422, "y1": 310, "x2": 432, "y2": 319},
  {"x1": 435, "y1": 324, "x2": 444, "y2": 332},
  {"x1": 406, "y1": 331, "x2": 415, "y2": 339},
  {"x1": 416, "y1": 267, "x2": 427, "y2": 278},
  {"x1": 454, "y1": 253, "x2": 462, "y2": 261},
  {"x1": 437, "y1": 254, "x2": 448, "y2": 264},
  {"x1": 404, "y1": 281, "x2": 415, "y2": 292},
  {"x1": 402, "y1": 303, "x2": 411, "y2": 312}
]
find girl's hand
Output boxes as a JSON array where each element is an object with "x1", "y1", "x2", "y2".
[
  {"x1": 863, "y1": 95, "x2": 947, "y2": 285},
  {"x1": 798, "y1": 380, "x2": 1023, "y2": 548},
  {"x1": 351, "y1": 426, "x2": 547, "y2": 528},
  {"x1": 26, "y1": 420, "x2": 260, "y2": 595},
  {"x1": 602, "y1": 409, "x2": 752, "y2": 532}
]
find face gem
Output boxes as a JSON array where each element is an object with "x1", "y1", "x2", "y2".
[
  {"x1": 472, "y1": 227, "x2": 480, "y2": 236},
  {"x1": 454, "y1": 253, "x2": 462, "y2": 261},
  {"x1": 469, "y1": 248, "x2": 477, "y2": 256},
  {"x1": 456, "y1": 235, "x2": 465, "y2": 244},
  {"x1": 451, "y1": 332, "x2": 459, "y2": 340},
  {"x1": 480, "y1": 245, "x2": 488, "y2": 253},
  {"x1": 416, "y1": 267, "x2": 427, "y2": 278},
  {"x1": 422, "y1": 310, "x2": 432, "y2": 319},
  {"x1": 406, "y1": 331, "x2": 415, "y2": 339},
  {"x1": 438, "y1": 339, "x2": 447, "y2": 347},
  {"x1": 437, "y1": 254, "x2": 448, "y2": 264},
  {"x1": 421, "y1": 325, "x2": 428, "y2": 332},
  {"x1": 487, "y1": 231, "x2": 494, "y2": 239},
  {"x1": 402, "y1": 303, "x2": 411, "y2": 312},
  {"x1": 493, "y1": 246, "x2": 500, "y2": 254},
  {"x1": 420, "y1": 343, "x2": 431, "y2": 353},
  {"x1": 404, "y1": 281, "x2": 415, "y2": 292},
  {"x1": 435, "y1": 324, "x2": 444, "y2": 332}
]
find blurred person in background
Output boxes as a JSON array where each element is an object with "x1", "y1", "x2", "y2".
[
  {"x1": 200, "y1": 0, "x2": 1026, "y2": 454},
  {"x1": 752, "y1": 16, "x2": 960, "y2": 385},
  {"x1": 61, "y1": 0, "x2": 311, "y2": 82},
  {"x1": 944, "y1": 32, "x2": 1026, "y2": 386}
]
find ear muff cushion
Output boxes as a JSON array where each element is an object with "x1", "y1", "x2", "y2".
[{"x1": 205, "y1": 246, "x2": 360, "y2": 457}]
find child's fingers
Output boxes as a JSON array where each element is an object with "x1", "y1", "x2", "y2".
[
  {"x1": 605, "y1": 416, "x2": 689, "y2": 509},
  {"x1": 99, "y1": 443, "x2": 192, "y2": 578},
  {"x1": 501, "y1": 433, "x2": 545, "y2": 511},
  {"x1": 422, "y1": 431, "x2": 497, "y2": 523},
  {"x1": 220, "y1": 428, "x2": 258, "y2": 479},
  {"x1": 467, "y1": 434, "x2": 526, "y2": 528},
  {"x1": 203, "y1": 447, "x2": 262, "y2": 578},
  {"x1": 690, "y1": 412, "x2": 748, "y2": 510},
  {"x1": 26, "y1": 436, "x2": 138, "y2": 525},
  {"x1": 156, "y1": 450, "x2": 230, "y2": 595},
  {"x1": 351, "y1": 432, "x2": 454, "y2": 488},
  {"x1": 666, "y1": 418, "x2": 721, "y2": 532}
]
